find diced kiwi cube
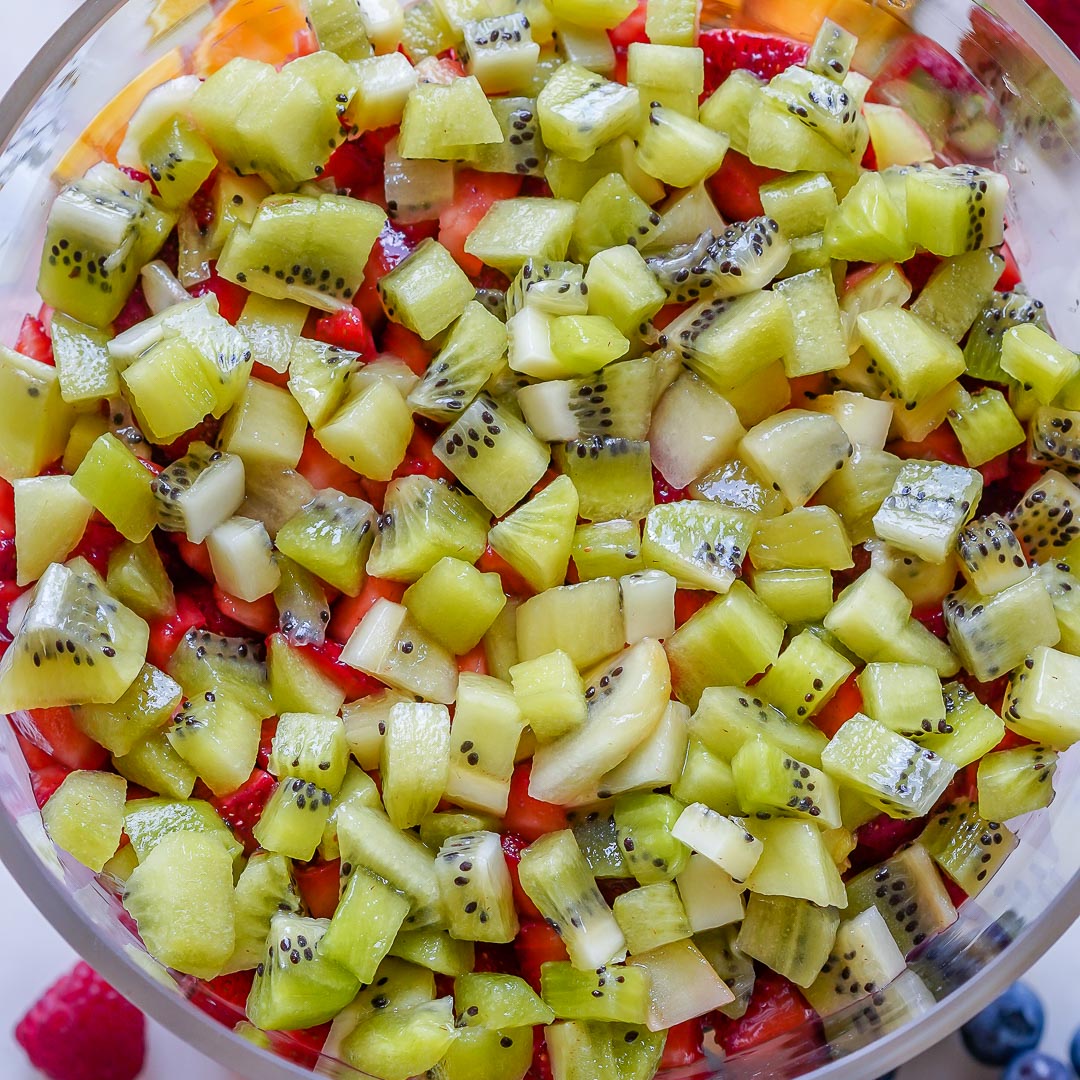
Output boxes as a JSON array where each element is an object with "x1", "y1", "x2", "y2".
[
  {"x1": 536, "y1": 63, "x2": 640, "y2": 162},
  {"x1": 510, "y1": 649, "x2": 586, "y2": 741},
  {"x1": 379, "y1": 238, "x2": 476, "y2": 340},
  {"x1": 465, "y1": 197, "x2": 577, "y2": 276},
  {"x1": 403, "y1": 557, "x2": 506, "y2": 655},
  {"x1": 12, "y1": 475, "x2": 93, "y2": 586},
  {"x1": 0, "y1": 346, "x2": 73, "y2": 481}
]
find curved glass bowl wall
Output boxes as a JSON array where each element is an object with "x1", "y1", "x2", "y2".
[{"x1": 1, "y1": 1, "x2": 1079, "y2": 1077}]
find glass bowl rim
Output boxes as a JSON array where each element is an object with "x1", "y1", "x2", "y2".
[{"x1": 0, "y1": 1, "x2": 1079, "y2": 1077}]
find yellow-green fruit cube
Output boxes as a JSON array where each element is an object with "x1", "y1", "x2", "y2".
[
  {"x1": 42, "y1": 770, "x2": 127, "y2": 871},
  {"x1": 315, "y1": 376, "x2": 414, "y2": 481},
  {"x1": 403, "y1": 557, "x2": 507, "y2": 654},
  {"x1": 1001, "y1": 324, "x2": 1080, "y2": 405},
  {"x1": 13, "y1": 475, "x2": 93, "y2": 586},
  {"x1": 510, "y1": 649, "x2": 587, "y2": 741},
  {"x1": 0, "y1": 346, "x2": 73, "y2": 481},
  {"x1": 219, "y1": 377, "x2": 308, "y2": 470},
  {"x1": 72, "y1": 433, "x2": 158, "y2": 542}
]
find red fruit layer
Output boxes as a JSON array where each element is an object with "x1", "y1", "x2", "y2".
[{"x1": 700, "y1": 29, "x2": 809, "y2": 94}]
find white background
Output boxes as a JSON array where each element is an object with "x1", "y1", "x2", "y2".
[{"x1": 0, "y1": 4, "x2": 1078, "y2": 1078}]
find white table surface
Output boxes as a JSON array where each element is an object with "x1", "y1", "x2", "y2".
[{"x1": 1, "y1": 5, "x2": 1078, "y2": 1079}]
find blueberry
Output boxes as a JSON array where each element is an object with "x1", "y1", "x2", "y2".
[
  {"x1": 960, "y1": 982, "x2": 1044, "y2": 1065},
  {"x1": 1002, "y1": 1051, "x2": 1073, "y2": 1080},
  {"x1": 1071, "y1": 1028, "x2": 1080, "y2": 1076}
]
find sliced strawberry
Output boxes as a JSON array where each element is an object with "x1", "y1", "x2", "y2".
[
  {"x1": 294, "y1": 859, "x2": 341, "y2": 919},
  {"x1": 963, "y1": 672, "x2": 1011, "y2": 713},
  {"x1": 13, "y1": 707, "x2": 108, "y2": 771},
  {"x1": 849, "y1": 813, "x2": 928, "y2": 875},
  {"x1": 439, "y1": 170, "x2": 523, "y2": 276},
  {"x1": 902, "y1": 251, "x2": 943, "y2": 296},
  {"x1": 712, "y1": 969, "x2": 820, "y2": 1057},
  {"x1": 323, "y1": 131, "x2": 394, "y2": 198},
  {"x1": 392, "y1": 424, "x2": 454, "y2": 482},
  {"x1": 502, "y1": 764, "x2": 569, "y2": 842},
  {"x1": 891, "y1": 424, "x2": 965, "y2": 466},
  {"x1": 379, "y1": 321, "x2": 435, "y2": 377},
  {"x1": 146, "y1": 594, "x2": 206, "y2": 669},
  {"x1": 674, "y1": 589, "x2": 711, "y2": 630},
  {"x1": 514, "y1": 920, "x2": 569, "y2": 993},
  {"x1": 811, "y1": 673, "x2": 862, "y2": 739},
  {"x1": 311, "y1": 306, "x2": 376, "y2": 358},
  {"x1": 159, "y1": 416, "x2": 222, "y2": 464},
  {"x1": 191, "y1": 969, "x2": 255, "y2": 1028},
  {"x1": 501, "y1": 832, "x2": 543, "y2": 920},
  {"x1": 172, "y1": 536, "x2": 214, "y2": 580},
  {"x1": 296, "y1": 430, "x2": 369, "y2": 499},
  {"x1": 996, "y1": 241, "x2": 1022, "y2": 292},
  {"x1": 0, "y1": 476, "x2": 14, "y2": 537},
  {"x1": 477, "y1": 544, "x2": 535, "y2": 599},
  {"x1": 301, "y1": 638, "x2": 384, "y2": 700},
  {"x1": 214, "y1": 586, "x2": 278, "y2": 635},
  {"x1": 457, "y1": 643, "x2": 488, "y2": 675},
  {"x1": 189, "y1": 264, "x2": 249, "y2": 324},
  {"x1": 268, "y1": 1023, "x2": 332, "y2": 1070},
  {"x1": 978, "y1": 451, "x2": 1011, "y2": 489},
  {"x1": 660, "y1": 1018, "x2": 705, "y2": 1069},
  {"x1": 257, "y1": 716, "x2": 279, "y2": 770},
  {"x1": 471, "y1": 941, "x2": 520, "y2": 975},
  {"x1": 528, "y1": 1026, "x2": 553, "y2": 1080},
  {"x1": 70, "y1": 519, "x2": 124, "y2": 576},
  {"x1": 873, "y1": 33, "x2": 985, "y2": 97},
  {"x1": 608, "y1": 0, "x2": 647, "y2": 83},
  {"x1": 15, "y1": 315, "x2": 54, "y2": 365},
  {"x1": 706, "y1": 151, "x2": 781, "y2": 221},
  {"x1": 211, "y1": 767, "x2": 276, "y2": 852},
  {"x1": 0, "y1": 538, "x2": 17, "y2": 585},
  {"x1": 914, "y1": 605, "x2": 947, "y2": 640},
  {"x1": 328, "y1": 575, "x2": 407, "y2": 642},
  {"x1": 652, "y1": 466, "x2": 688, "y2": 505},
  {"x1": 113, "y1": 286, "x2": 153, "y2": 335},
  {"x1": 32, "y1": 763, "x2": 73, "y2": 809},
  {"x1": 700, "y1": 29, "x2": 809, "y2": 94}
]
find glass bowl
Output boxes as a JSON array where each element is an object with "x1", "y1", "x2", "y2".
[{"x1": 1, "y1": 1, "x2": 1079, "y2": 1077}]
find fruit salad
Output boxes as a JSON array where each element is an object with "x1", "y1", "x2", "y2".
[{"x1": 2, "y1": 1, "x2": 1078, "y2": 1078}]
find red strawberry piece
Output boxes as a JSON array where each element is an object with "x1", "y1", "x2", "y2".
[
  {"x1": 471, "y1": 941, "x2": 520, "y2": 975},
  {"x1": 191, "y1": 968, "x2": 255, "y2": 1028},
  {"x1": 146, "y1": 594, "x2": 206, "y2": 669},
  {"x1": 15, "y1": 962, "x2": 146, "y2": 1080},
  {"x1": 674, "y1": 589, "x2": 711, "y2": 630},
  {"x1": 257, "y1": 716, "x2": 279, "y2": 770},
  {"x1": 913, "y1": 606, "x2": 948, "y2": 640},
  {"x1": 439, "y1": 169, "x2": 523, "y2": 277},
  {"x1": 15, "y1": 315, "x2": 54, "y2": 365},
  {"x1": 874, "y1": 34, "x2": 986, "y2": 97},
  {"x1": 294, "y1": 859, "x2": 341, "y2": 919},
  {"x1": 457, "y1": 643, "x2": 488, "y2": 675},
  {"x1": 996, "y1": 241, "x2": 1022, "y2": 292},
  {"x1": 189, "y1": 264, "x2": 249, "y2": 324},
  {"x1": 712, "y1": 969, "x2": 820, "y2": 1057},
  {"x1": 477, "y1": 544, "x2": 535, "y2": 599},
  {"x1": 941, "y1": 874, "x2": 968, "y2": 910},
  {"x1": 514, "y1": 920, "x2": 569, "y2": 993},
  {"x1": 706, "y1": 151, "x2": 781, "y2": 221},
  {"x1": 528, "y1": 1026, "x2": 553, "y2": 1080},
  {"x1": 323, "y1": 131, "x2": 395, "y2": 198},
  {"x1": 810, "y1": 673, "x2": 862, "y2": 739},
  {"x1": 1027, "y1": 1, "x2": 1080, "y2": 54},
  {"x1": 13, "y1": 724, "x2": 56, "y2": 769},
  {"x1": 171, "y1": 535, "x2": 214, "y2": 579},
  {"x1": 0, "y1": 475, "x2": 14, "y2": 536},
  {"x1": 111, "y1": 286, "x2": 152, "y2": 336},
  {"x1": 978, "y1": 451, "x2": 1011, "y2": 488},
  {"x1": 211, "y1": 767, "x2": 277, "y2": 853},
  {"x1": 70, "y1": 519, "x2": 124, "y2": 576},
  {"x1": 660, "y1": 1017, "x2": 705, "y2": 1068},
  {"x1": 118, "y1": 166, "x2": 151, "y2": 185},
  {"x1": 501, "y1": 832, "x2": 543, "y2": 919},
  {"x1": 891, "y1": 424, "x2": 965, "y2": 467},
  {"x1": 902, "y1": 252, "x2": 943, "y2": 296},
  {"x1": 393, "y1": 423, "x2": 454, "y2": 483},
  {"x1": 299, "y1": 637, "x2": 385, "y2": 700},
  {"x1": 849, "y1": 813, "x2": 928, "y2": 874},
  {"x1": 296, "y1": 430, "x2": 370, "y2": 499},
  {"x1": 652, "y1": 466, "x2": 688, "y2": 505},
  {"x1": 32, "y1": 763, "x2": 73, "y2": 809},
  {"x1": 159, "y1": 415, "x2": 222, "y2": 463},
  {"x1": 312, "y1": 306, "x2": 377, "y2": 358},
  {"x1": 13, "y1": 707, "x2": 108, "y2": 771},
  {"x1": 0, "y1": 536, "x2": 17, "y2": 583},
  {"x1": 327, "y1": 577, "x2": 407, "y2": 644},
  {"x1": 700, "y1": 29, "x2": 809, "y2": 95},
  {"x1": 502, "y1": 764, "x2": 569, "y2": 842},
  {"x1": 214, "y1": 586, "x2": 278, "y2": 635},
  {"x1": 379, "y1": 320, "x2": 435, "y2": 377},
  {"x1": 268, "y1": 1023, "x2": 332, "y2": 1069}
]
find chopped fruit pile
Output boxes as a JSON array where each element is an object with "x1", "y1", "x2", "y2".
[
  {"x1": 16, "y1": 962, "x2": 146, "y2": 1080},
  {"x1": 4, "y1": 3, "x2": 1079, "y2": 1079}
]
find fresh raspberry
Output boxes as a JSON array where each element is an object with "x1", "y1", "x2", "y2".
[{"x1": 15, "y1": 962, "x2": 146, "y2": 1080}]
